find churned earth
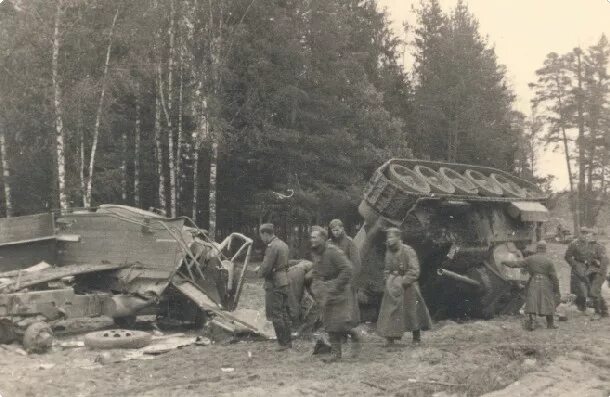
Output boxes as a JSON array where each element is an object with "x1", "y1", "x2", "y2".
[{"x1": 0, "y1": 242, "x2": 609, "y2": 397}]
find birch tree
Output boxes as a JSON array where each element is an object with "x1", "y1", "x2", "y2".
[
  {"x1": 52, "y1": 0, "x2": 68, "y2": 210},
  {"x1": 83, "y1": 9, "x2": 118, "y2": 207},
  {"x1": 0, "y1": 123, "x2": 12, "y2": 217}
]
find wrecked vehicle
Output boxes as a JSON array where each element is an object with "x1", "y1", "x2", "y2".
[
  {"x1": 353, "y1": 159, "x2": 549, "y2": 320},
  {"x1": 0, "y1": 205, "x2": 259, "y2": 352}
]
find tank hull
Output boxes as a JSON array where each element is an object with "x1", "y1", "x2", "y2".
[{"x1": 355, "y1": 159, "x2": 548, "y2": 320}]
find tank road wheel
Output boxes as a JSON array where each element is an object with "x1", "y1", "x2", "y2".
[
  {"x1": 0, "y1": 319, "x2": 17, "y2": 345},
  {"x1": 489, "y1": 173, "x2": 527, "y2": 198},
  {"x1": 388, "y1": 164, "x2": 430, "y2": 194},
  {"x1": 414, "y1": 165, "x2": 455, "y2": 194},
  {"x1": 438, "y1": 167, "x2": 478, "y2": 195},
  {"x1": 23, "y1": 321, "x2": 53, "y2": 354},
  {"x1": 463, "y1": 169, "x2": 503, "y2": 197},
  {"x1": 84, "y1": 329, "x2": 152, "y2": 350}
]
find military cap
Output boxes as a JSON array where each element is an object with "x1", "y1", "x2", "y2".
[
  {"x1": 259, "y1": 223, "x2": 275, "y2": 234},
  {"x1": 329, "y1": 219, "x2": 343, "y2": 229},
  {"x1": 536, "y1": 240, "x2": 547, "y2": 251}
]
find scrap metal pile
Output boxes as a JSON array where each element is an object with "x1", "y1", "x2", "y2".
[{"x1": 0, "y1": 205, "x2": 261, "y2": 352}]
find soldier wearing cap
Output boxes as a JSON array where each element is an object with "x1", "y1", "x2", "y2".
[
  {"x1": 376, "y1": 227, "x2": 432, "y2": 346},
  {"x1": 565, "y1": 227, "x2": 609, "y2": 317},
  {"x1": 310, "y1": 225, "x2": 361, "y2": 362},
  {"x1": 258, "y1": 223, "x2": 292, "y2": 349},
  {"x1": 502, "y1": 240, "x2": 560, "y2": 330},
  {"x1": 328, "y1": 219, "x2": 362, "y2": 333}
]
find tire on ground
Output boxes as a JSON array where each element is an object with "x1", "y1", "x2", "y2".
[
  {"x1": 489, "y1": 173, "x2": 527, "y2": 198},
  {"x1": 84, "y1": 329, "x2": 152, "y2": 350},
  {"x1": 463, "y1": 169, "x2": 503, "y2": 196},
  {"x1": 414, "y1": 165, "x2": 455, "y2": 194},
  {"x1": 387, "y1": 164, "x2": 430, "y2": 194},
  {"x1": 23, "y1": 321, "x2": 53, "y2": 353},
  {"x1": 438, "y1": 167, "x2": 478, "y2": 195}
]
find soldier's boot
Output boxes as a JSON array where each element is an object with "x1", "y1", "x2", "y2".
[
  {"x1": 323, "y1": 333, "x2": 342, "y2": 363},
  {"x1": 412, "y1": 330, "x2": 421, "y2": 344},
  {"x1": 383, "y1": 337, "x2": 397, "y2": 348},
  {"x1": 348, "y1": 329, "x2": 362, "y2": 358},
  {"x1": 545, "y1": 315, "x2": 558, "y2": 329},
  {"x1": 598, "y1": 298, "x2": 608, "y2": 318},
  {"x1": 525, "y1": 315, "x2": 535, "y2": 331},
  {"x1": 273, "y1": 322, "x2": 292, "y2": 350},
  {"x1": 575, "y1": 296, "x2": 587, "y2": 312}
]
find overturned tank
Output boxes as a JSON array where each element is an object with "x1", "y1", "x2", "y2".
[{"x1": 353, "y1": 159, "x2": 549, "y2": 320}]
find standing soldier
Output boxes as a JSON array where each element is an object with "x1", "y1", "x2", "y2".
[
  {"x1": 258, "y1": 223, "x2": 292, "y2": 350},
  {"x1": 329, "y1": 219, "x2": 361, "y2": 277},
  {"x1": 377, "y1": 227, "x2": 432, "y2": 346},
  {"x1": 310, "y1": 226, "x2": 361, "y2": 362},
  {"x1": 502, "y1": 240, "x2": 560, "y2": 330},
  {"x1": 565, "y1": 227, "x2": 609, "y2": 318},
  {"x1": 328, "y1": 218, "x2": 361, "y2": 334}
]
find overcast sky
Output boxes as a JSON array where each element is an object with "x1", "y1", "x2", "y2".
[{"x1": 378, "y1": 0, "x2": 610, "y2": 191}]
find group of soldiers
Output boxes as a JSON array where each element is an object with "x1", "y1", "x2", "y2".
[
  {"x1": 258, "y1": 220, "x2": 431, "y2": 362},
  {"x1": 258, "y1": 221, "x2": 609, "y2": 362}
]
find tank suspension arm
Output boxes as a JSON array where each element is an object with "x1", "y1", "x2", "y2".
[{"x1": 437, "y1": 268, "x2": 481, "y2": 287}]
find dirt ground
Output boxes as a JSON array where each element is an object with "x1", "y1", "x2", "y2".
[{"x1": 1, "y1": 242, "x2": 609, "y2": 397}]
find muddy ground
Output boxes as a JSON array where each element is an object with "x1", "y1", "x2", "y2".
[{"x1": 1, "y1": 242, "x2": 609, "y2": 397}]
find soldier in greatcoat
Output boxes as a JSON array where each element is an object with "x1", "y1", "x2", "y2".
[
  {"x1": 328, "y1": 219, "x2": 362, "y2": 347},
  {"x1": 376, "y1": 227, "x2": 432, "y2": 346},
  {"x1": 310, "y1": 226, "x2": 361, "y2": 362},
  {"x1": 565, "y1": 227, "x2": 609, "y2": 318},
  {"x1": 502, "y1": 240, "x2": 560, "y2": 330},
  {"x1": 258, "y1": 223, "x2": 292, "y2": 350}
]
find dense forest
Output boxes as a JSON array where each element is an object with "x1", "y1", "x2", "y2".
[{"x1": 0, "y1": 0, "x2": 607, "y2": 238}]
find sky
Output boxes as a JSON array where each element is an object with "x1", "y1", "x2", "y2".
[{"x1": 378, "y1": 0, "x2": 610, "y2": 192}]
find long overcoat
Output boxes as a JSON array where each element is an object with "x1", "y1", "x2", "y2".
[
  {"x1": 376, "y1": 243, "x2": 432, "y2": 338},
  {"x1": 329, "y1": 235, "x2": 361, "y2": 325},
  {"x1": 504, "y1": 254, "x2": 560, "y2": 316},
  {"x1": 311, "y1": 243, "x2": 358, "y2": 333}
]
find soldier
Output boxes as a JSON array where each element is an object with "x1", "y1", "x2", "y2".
[
  {"x1": 376, "y1": 227, "x2": 432, "y2": 347},
  {"x1": 502, "y1": 240, "x2": 560, "y2": 330},
  {"x1": 565, "y1": 227, "x2": 609, "y2": 318},
  {"x1": 328, "y1": 219, "x2": 361, "y2": 338},
  {"x1": 310, "y1": 226, "x2": 361, "y2": 362},
  {"x1": 258, "y1": 223, "x2": 292, "y2": 350},
  {"x1": 328, "y1": 219, "x2": 361, "y2": 277}
]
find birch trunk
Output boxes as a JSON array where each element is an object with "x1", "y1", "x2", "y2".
[
  {"x1": 154, "y1": 73, "x2": 167, "y2": 212},
  {"x1": 84, "y1": 9, "x2": 119, "y2": 207},
  {"x1": 0, "y1": 127, "x2": 12, "y2": 217},
  {"x1": 575, "y1": 49, "x2": 586, "y2": 230},
  {"x1": 167, "y1": 0, "x2": 177, "y2": 217},
  {"x1": 177, "y1": 56, "x2": 184, "y2": 214},
  {"x1": 52, "y1": 1, "x2": 68, "y2": 210},
  {"x1": 209, "y1": 139, "x2": 218, "y2": 238},
  {"x1": 134, "y1": 84, "x2": 141, "y2": 207},
  {"x1": 120, "y1": 126, "x2": 127, "y2": 203}
]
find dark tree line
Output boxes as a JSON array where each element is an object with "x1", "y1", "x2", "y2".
[{"x1": 0, "y1": 0, "x2": 535, "y2": 238}]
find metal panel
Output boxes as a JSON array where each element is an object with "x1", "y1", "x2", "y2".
[
  {"x1": 56, "y1": 213, "x2": 185, "y2": 272},
  {"x1": 0, "y1": 213, "x2": 55, "y2": 246},
  {"x1": 509, "y1": 201, "x2": 549, "y2": 222}
]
